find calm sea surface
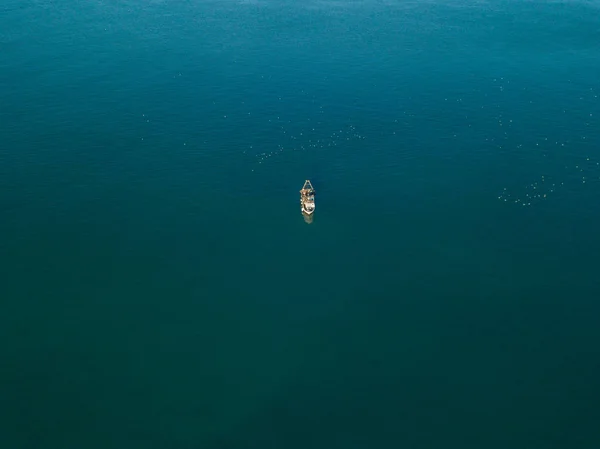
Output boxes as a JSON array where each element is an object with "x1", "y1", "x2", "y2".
[{"x1": 1, "y1": 1, "x2": 600, "y2": 447}]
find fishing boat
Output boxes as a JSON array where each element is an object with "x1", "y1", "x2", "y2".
[{"x1": 300, "y1": 180, "x2": 315, "y2": 215}]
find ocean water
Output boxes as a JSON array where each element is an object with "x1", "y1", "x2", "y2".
[{"x1": 1, "y1": 0, "x2": 600, "y2": 447}]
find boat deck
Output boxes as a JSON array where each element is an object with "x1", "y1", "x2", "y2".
[{"x1": 300, "y1": 180, "x2": 315, "y2": 216}]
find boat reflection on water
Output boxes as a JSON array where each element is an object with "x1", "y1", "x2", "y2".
[{"x1": 302, "y1": 211, "x2": 314, "y2": 224}]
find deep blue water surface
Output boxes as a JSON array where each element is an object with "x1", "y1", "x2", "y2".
[{"x1": 1, "y1": 1, "x2": 600, "y2": 447}]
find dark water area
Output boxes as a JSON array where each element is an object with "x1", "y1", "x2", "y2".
[{"x1": 1, "y1": 0, "x2": 599, "y2": 447}]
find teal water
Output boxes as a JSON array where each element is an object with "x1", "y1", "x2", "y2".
[{"x1": 2, "y1": 1, "x2": 600, "y2": 447}]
